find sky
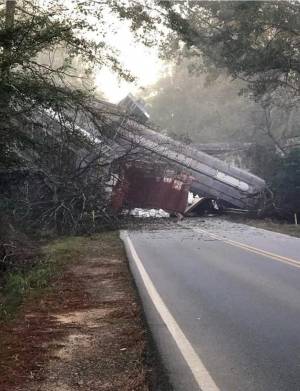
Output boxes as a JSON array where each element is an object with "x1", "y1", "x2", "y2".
[
  {"x1": 39, "y1": 0, "x2": 167, "y2": 103},
  {"x1": 94, "y1": 16, "x2": 166, "y2": 103}
]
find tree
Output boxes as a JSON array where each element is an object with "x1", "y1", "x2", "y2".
[
  {"x1": 155, "y1": 2, "x2": 300, "y2": 147},
  {"x1": 271, "y1": 148, "x2": 300, "y2": 218},
  {"x1": 1, "y1": 2, "x2": 102, "y2": 161},
  {"x1": 143, "y1": 60, "x2": 261, "y2": 144},
  {"x1": 0, "y1": 0, "x2": 158, "y2": 234},
  {"x1": 158, "y1": 1, "x2": 300, "y2": 104}
]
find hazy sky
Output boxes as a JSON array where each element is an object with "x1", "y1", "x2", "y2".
[
  {"x1": 40, "y1": 0, "x2": 166, "y2": 103},
  {"x1": 95, "y1": 15, "x2": 166, "y2": 103}
]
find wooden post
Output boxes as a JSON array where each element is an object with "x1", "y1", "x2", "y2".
[
  {"x1": 5, "y1": 0, "x2": 16, "y2": 29},
  {"x1": 2, "y1": 0, "x2": 16, "y2": 79},
  {"x1": 294, "y1": 212, "x2": 298, "y2": 226}
]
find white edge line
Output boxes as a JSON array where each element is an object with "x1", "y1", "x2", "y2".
[{"x1": 120, "y1": 230, "x2": 220, "y2": 391}]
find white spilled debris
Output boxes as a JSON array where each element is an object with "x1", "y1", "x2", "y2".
[
  {"x1": 129, "y1": 208, "x2": 170, "y2": 218},
  {"x1": 188, "y1": 192, "x2": 201, "y2": 205}
]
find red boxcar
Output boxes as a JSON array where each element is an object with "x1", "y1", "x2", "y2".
[{"x1": 111, "y1": 164, "x2": 193, "y2": 214}]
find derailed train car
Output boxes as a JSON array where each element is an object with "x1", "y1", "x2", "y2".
[
  {"x1": 116, "y1": 95, "x2": 266, "y2": 211},
  {"x1": 27, "y1": 94, "x2": 267, "y2": 214},
  {"x1": 111, "y1": 162, "x2": 193, "y2": 214}
]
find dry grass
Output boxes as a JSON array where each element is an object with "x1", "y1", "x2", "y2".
[{"x1": 224, "y1": 215, "x2": 300, "y2": 238}]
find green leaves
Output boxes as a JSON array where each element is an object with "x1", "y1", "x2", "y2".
[
  {"x1": 0, "y1": 1, "x2": 128, "y2": 167},
  {"x1": 160, "y1": 1, "x2": 300, "y2": 103}
]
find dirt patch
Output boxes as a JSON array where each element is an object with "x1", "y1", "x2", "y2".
[{"x1": 0, "y1": 232, "x2": 172, "y2": 391}]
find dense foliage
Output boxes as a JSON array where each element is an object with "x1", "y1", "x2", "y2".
[
  {"x1": 0, "y1": 0, "x2": 135, "y2": 167},
  {"x1": 0, "y1": 0, "x2": 151, "y2": 237},
  {"x1": 271, "y1": 148, "x2": 300, "y2": 217},
  {"x1": 159, "y1": 1, "x2": 300, "y2": 104}
]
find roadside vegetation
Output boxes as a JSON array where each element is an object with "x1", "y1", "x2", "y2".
[
  {"x1": 0, "y1": 236, "x2": 84, "y2": 321},
  {"x1": 0, "y1": 232, "x2": 172, "y2": 390},
  {"x1": 224, "y1": 215, "x2": 300, "y2": 239}
]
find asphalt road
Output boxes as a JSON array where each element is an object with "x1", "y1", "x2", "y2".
[{"x1": 121, "y1": 218, "x2": 300, "y2": 391}]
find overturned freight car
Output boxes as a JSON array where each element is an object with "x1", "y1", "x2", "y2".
[
  {"x1": 113, "y1": 95, "x2": 267, "y2": 211},
  {"x1": 49, "y1": 94, "x2": 267, "y2": 213}
]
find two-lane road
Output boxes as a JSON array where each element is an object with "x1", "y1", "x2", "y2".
[{"x1": 121, "y1": 219, "x2": 300, "y2": 391}]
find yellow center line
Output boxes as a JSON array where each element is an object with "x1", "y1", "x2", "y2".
[{"x1": 192, "y1": 227, "x2": 300, "y2": 270}]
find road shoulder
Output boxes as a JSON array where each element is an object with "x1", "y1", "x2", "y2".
[{"x1": 0, "y1": 232, "x2": 172, "y2": 391}]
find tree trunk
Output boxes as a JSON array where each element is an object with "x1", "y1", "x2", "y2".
[{"x1": 5, "y1": 0, "x2": 16, "y2": 29}]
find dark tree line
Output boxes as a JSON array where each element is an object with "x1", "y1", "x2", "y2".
[{"x1": 0, "y1": 0, "x2": 156, "y2": 267}]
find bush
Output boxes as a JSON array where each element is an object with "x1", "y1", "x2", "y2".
[
  {"x1": 0, "y1": 259, "x2": 53, "y2": 319},
  {"x1": 271, "y1": 148, "x2": 300, "y2": 219}
]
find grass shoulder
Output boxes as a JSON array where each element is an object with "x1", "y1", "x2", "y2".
[
  {"x1": 223, "y1": 215, "x2": 300, "y2": 238},
  {"x1": 0, "y1": 236, "x2": 87, "y2": 321}
]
